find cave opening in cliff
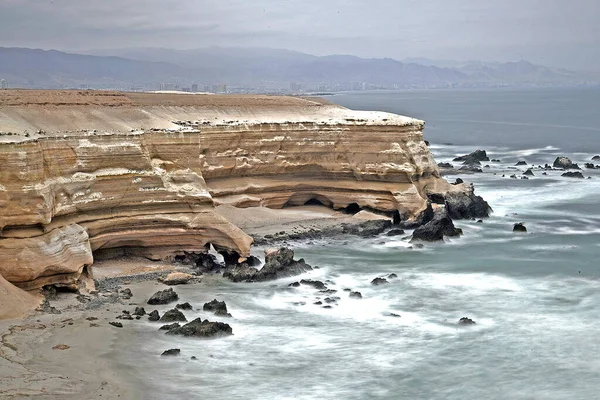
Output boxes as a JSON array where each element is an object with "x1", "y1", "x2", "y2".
[
  {"x1": 343, "y1": 203, "x2": 361, "y2": 215},
  {"x1": 283, "y1": 193, "x2": 334, "y2": 209},
  {"x1": 304, "y1": 198, "x2": 327, "y2": 206}
]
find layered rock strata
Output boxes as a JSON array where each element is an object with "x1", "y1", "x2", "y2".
[{"x1": 0, "y1": 90, "x2": 473, "y2": 291}]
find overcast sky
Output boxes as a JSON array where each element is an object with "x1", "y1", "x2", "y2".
[{"x1": 0, "y1": 0, "x2": 598, "y2": 70}]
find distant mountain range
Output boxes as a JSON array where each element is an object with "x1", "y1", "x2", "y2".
[{"x1": 0, "y1": 46, "x2": 598, "y2": 91}]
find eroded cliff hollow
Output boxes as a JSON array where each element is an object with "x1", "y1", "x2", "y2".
[{"x1": 0, "y1": 90, "x2": 471, "y2": 292}]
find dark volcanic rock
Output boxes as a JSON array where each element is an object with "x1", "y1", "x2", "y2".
[
  {"x1": 349, "y1": 291, "x2": 363, "y2": 299},
  {"x1": 194, "y1": 252, "x2": 224, "y2": 272},
  {"x1": 443, "y1": 191, "x2": 491, "y2": 220},
  {"x1": 245, "y1": 256, "x2": 262, "y2": 267},
  {"x1": 386, "y1": 229, "x2": 405, "y2": 237},
  {"x1": 459, "y1": 165, "x2": 483, "y2": 173},
  {"x1": 165, "y1": 318, "x2": 233, "y2": 338},
  {"x1": 592, "y1": 155, "x2": 600, "y2": 161},
  {"x1": 288, "y1": 282, "x2": 300, "y2": 287},
  {"x1": 438, "y1": 162, "x2": 454, "y2": 169},
  {"x1": 513, "y1": 223, "x2": 527, "y2": 233},
  {"x1": 553, "y1": 156, "x2": 580, "y2": 170},
  {"x1": 148, "y1": 310, "x2": 160, "y2": 321},
  {"x1": 453, "y1": 178, "x2": 464, "y2": 185},
  {"x1": 222, "y1": 263, "x2": 259, "y2": 283},
  {"x1": 109, "y1": 321, "x2": 123, "y2": 328},
  {"x1": 371, "y1": 277, "x2": 389, "y2": 286},
  {"x1": 147, "y1": 288, "x2": 179, "y2": 305},
  {"x1": 515, "y1": 161, "x2": 527, "y2": 166},
  {"x1": 458, "y1": 317, "x2": 476, "y2": 325},
  {"x1": 561, "y1": 171, "x2": 584, "y2": 178},
  {"x1": 224, "y1": 247, "x2": 313, "y2": 283},
  {"x1": 411, "y1": 209, "x2": 462, "y2": 242},
  {"x1": 133, "y1": 307, "x2": 146, "y2": 316},
  {"x1": 341, "y1": 220, "x2": 392, "y2": 237},
  {"x1": 388, "y1": 273, "x2": 398, "y2": 279},
  {"x1": 176, "y1": 302, "x2": 193, "y2": 310},
  {"x1": 120, "y1": 288, "x2": 133, "y2": 299},
  {"x1": 161, "y1": 349, "x2": 181, "y2": 356},
  {"x1": 160, "y1": 309, "x2": 187, "y2": 323},
  {"x1": 203, "y1": 299, "x2": 230, "y2": 317},
  {"x1": 159, "y1": 323, "x2": 181, "y2": 331},
  {"x1": 523, "y1": 168, "x2": 534, "y2": 176},
  {"x1": 300, "y1": 279, "x2": 327, "y2": 290},
  {"x1": 491, "y1": 159, "x2": 501, "y2": 162},
  {"x1": 584, "y1": 163, "x2": 595, "y2": 169},
  {"x1": 453, "y1": 150, "x2": 489, "y2": 163}
]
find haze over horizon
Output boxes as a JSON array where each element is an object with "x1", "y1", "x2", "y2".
[{"x1": 0, "y1": 0, "x2": 598, "y2": 72}]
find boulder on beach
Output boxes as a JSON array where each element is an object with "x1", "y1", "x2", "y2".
[
  {"x1": 165, "y1": 318, "x2": 233, "y2": 338},
  {"x1": 513, "y1": 223, "x2": 527, "y2": 233},
  {"x1": 160, "y1": 272, "x2": 195, "y2": 286},
  {"x1": 553, "y1": 156, "x2": 580, "y2": 170},
  {"x1": 561, "y1": 171, "x2": 584, "y2": 179},
  {"x1": 147, "y1": 288, "x2": 179, "y2": 305},
  {"x1": 109, "y1": 321, "x2": 123, "y2": 328},
  {"x1": 458, "y1": 317, "x2": 476, "y2": 325},
  {"x1": 159, "y1": 308, "x2": 187, "y2": 323},
  {"x1": 411, "y1": 209, "x2": 462, "y2": 242}
]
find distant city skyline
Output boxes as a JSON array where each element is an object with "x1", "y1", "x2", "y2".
[{"x1": 0, "y1": 1, "x2": 598, "y2": 72}]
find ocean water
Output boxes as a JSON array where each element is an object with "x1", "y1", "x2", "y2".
[{"x1": 113, "y1": 88, "x2": 600, "y2": 400}]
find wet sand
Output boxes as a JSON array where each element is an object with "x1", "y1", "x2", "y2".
[{"x1": 0, "y1": 206, "x2": 390, "y2": 399}]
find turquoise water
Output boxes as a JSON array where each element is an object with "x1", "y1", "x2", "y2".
[{"x1": 114, "y1": 88, "x2": 600, "y2": 399}]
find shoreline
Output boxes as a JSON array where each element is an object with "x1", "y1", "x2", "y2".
[{"x1": 0, "y1": 207, "x2": 400, "y2": 399}]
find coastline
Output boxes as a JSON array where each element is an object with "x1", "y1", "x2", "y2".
[{"x1": 0, "y1": 206, "x2": 397, "y2": 399}]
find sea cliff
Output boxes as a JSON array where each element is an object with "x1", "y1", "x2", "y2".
[{"x1": 0, "y1": 90, "x2": 475, "y2": 297}]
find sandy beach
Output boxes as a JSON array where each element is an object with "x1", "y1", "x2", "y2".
[{"x1": 0, "y1": 206, "x2": 391, "y2": 400}]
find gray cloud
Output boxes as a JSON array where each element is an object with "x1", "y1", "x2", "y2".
[{"x1": 0, "y1": 0, "x2": 598, "y2": 70}]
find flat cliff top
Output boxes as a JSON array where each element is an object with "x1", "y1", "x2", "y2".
[{"x1": 0, "y1": 90, "x2": 422, "y2": 143}]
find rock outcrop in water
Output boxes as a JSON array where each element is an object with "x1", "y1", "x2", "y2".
[
  {"x1": 453, "y1": 150, "x2": 489, "y2": 164},
  {"x1": 411, "y1": 209, "x2": 463, "y2": 242},
  {"x1": 165, "y1": 317, "x2": 233, "y2": 338},
  {"x1": 0, "y1": 90, "x2": 477, "y2": 296},
  {"x1": 553, "y1": 156, "x2": 580, "y2": 170},
  {"x1": 224, "y1": 247, "x2": 312, "y2": 282}
]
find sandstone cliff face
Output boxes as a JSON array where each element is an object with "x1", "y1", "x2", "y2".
[{"x1": 0, "y1": 90, "x2": 460, "y2": 291}]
